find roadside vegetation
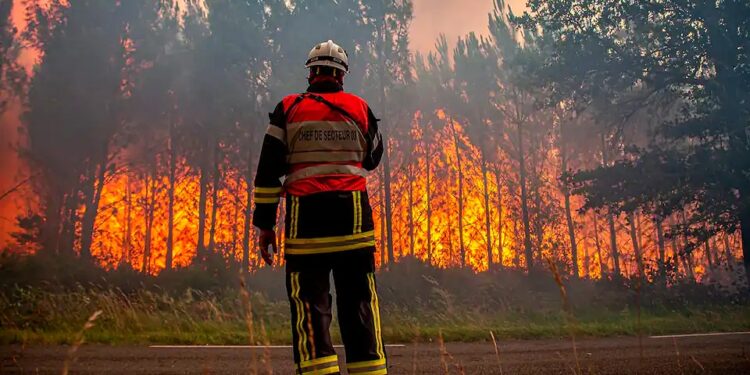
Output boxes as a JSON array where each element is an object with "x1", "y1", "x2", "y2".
[{"x1": 2, "y1": 253, "x2": 748, "y2": 346}]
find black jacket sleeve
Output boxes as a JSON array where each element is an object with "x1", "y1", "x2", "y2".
[
  {"x1": 362, "y1": 106, "x2": 384, "y2": 171},
  {"x1": 252, "y1": 102, "x2": 287, "y2": 230}
]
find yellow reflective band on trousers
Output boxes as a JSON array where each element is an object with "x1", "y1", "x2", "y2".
[
  {"x1": 347, "y1": 358, "x2": 387, "y2": 374},
  {"x1": 254, "y1": 187, "x2": 282, "y2": 204},
  {"x1": 353, "y1": 191, "x2": 362, "y2": 234},
  {"x1": 285, "y1": 231, "x2": 375, "y2": 255},
  {"x1": 299, "y1": 355, "x2": 340, "y2": 375},
  {"x1": 290, "y1": 273, "x2": 309, "y2": 362},
  {"x1": 289, "y1": 196, "x2": 300, "y2": 239},
  {"x1": 368, "y1": 273, "x2": 385, "y2": 360}
]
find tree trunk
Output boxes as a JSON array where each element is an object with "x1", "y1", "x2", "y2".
[
  {"x1": 407, "y1": 161, "x2": 414, "y2": 257},
  {"x1": 601, "y1": 134, "x2": 621, "y2": 278},
  {"x1": 378, "y1": 168, "x2": 386, "y2": 266},
  {"x1": 705, "y1": 238, "x2": 714, "y2": 271},
  {"x1": 59, "y1": 189, "x2": 79, "y2": 257},
  {"x1": 425, "y1": 125, "x2": 433, "y2": 265},
  {"x1": 739, "y1": 204, "x2": 750, "y2": 289},
  {"x1": 668, "y1": 219, "x2": 680, "y2": 276},
  {"x1": 122, "y1": 175, "x2": 132, "y2": 266},
  {"x1": 629, "y1": 211, "x2": 644, "y2": 280},
  {"x1": 208, "y1": 146, "x2": 221, "y2": 253},
  {"x1": 242, "y1": 146, "x2": 254, "y2": 273},
  {"x1": 723, "y1": 233, "x2": 734, "y2": 270},
  {"x1": 561, "y1": 147, "x2": 578, "y2": 278},
  {"x1": 518, "y1": 119, "x2": 533, "y2": 273},
  {"x1": 42, "y1": 189, "x2": 64, "y2": 255},
  {"x1": 654, "y1": 216, "x2": 666, "y2": 282},
  {"x1": 481, "y1": 153, "x2": 492, "y2": 269},
  {"x1": 231, "y1": 172, "x2": 242, "y2": 261},
  {"x1": 379, "y1": 60, "x2": 395, "y2": 267},
  {"x1": 142, "y1": 172, "x2": 156, "y2": 274},
  {"x1": 679, "y1": 213, "x2": 695, "y2": 281},
  {"x1": 532, "y1": 151, "x2": 544, "y2": 265},
  {"x1": 593, "y1": 212, "x2": 607, "y2": 276},
  {"x1": 449, "y1": 116, "x2": 466, "y2": 267},
  {"x1": 495, "y1": 171, "x2": 504, "y2": 269},
  {"x1": 196, "y1": 161, "x2": 209, "y2": 261},
  {"x1": 165, "y1": 125, "x2": 176, "y2": 270},
  {"x1": 80, "y1": 153, "x2": 107, "y2": 260}
]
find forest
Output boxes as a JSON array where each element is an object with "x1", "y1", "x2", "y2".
[{"x1": 1, "y1": 0, "x2": 749, "y2": 287}]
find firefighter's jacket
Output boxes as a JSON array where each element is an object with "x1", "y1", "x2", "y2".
[{"x1": 252, "y1": 80, "x2": 384, "y2": 256}]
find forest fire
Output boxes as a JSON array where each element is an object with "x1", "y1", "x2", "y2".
[
  {"x1": 2, "y1": 0, "x2": 745, "y2": 286},
  {"x1": 78, "y1": 108, "x2": 740, "y2": 279}
]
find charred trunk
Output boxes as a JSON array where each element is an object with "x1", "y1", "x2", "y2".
[
  {"x1": 561, "y1": 147, "x2": 578, "y2": 278},
  {"x1": 165, "y1": 126, "x2": 176, "y2": 270},
  {"x1": 208, "y1": 146, "x2": 221, "y2": 253},
  {"x1": 654, "y1": 216, "x2": 666, "y2": 282},
  {"x1": 495, "y1": 171, "x2": 504, "y2": 269},
  {"x1": 449, "y1": 116, "x2": 466, "y2": 267},
  {"x1": 142, "y1": 172, "x2": 156, "y2": 274},
  {"x1": 740, "y1": 203, "x2": 750, "y2": 289},
  {"x1": 593, "y1": 212, "x2": 607, "y2": 275},
  {"x1": 196, "y1": 160, "x2": 209, "y2": 261},
  {"x1": 518, "y1": 124, "x2": 533, "y2": 272},
  {"x1": 80, "y1": 152, "x2": 107, "y2": 260},
  {"x1": 628, "y1": 211, "x2": 644, "y2": 280},
  {"x1": 242, "y1": 145, "x2": 254, "y2": 273},
  {"x1": 425, "y1": 127, "x2": 433, "y2": 264},
  {"x1": 481, "y1": 153, "x2": 492, "y2": 269}
]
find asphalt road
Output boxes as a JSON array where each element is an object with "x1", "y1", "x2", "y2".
[{"x1": 2, "y1": 334, "x2": 750, "y2": 374}]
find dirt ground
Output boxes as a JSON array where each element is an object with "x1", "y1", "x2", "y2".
[{"x1": 2, "y1": 334, "x2": 750, "y2": 374}]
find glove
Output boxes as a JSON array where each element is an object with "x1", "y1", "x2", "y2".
[{"x1": 257, "y1": 229, "x2": 277, "y2": 266}]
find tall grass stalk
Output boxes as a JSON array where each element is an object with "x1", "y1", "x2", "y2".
[
  {"x1": 61, "y1": 310, "x2": 102, "y2": 375},
  {"x1": 546, "y1": 257, "x2": 581, "y2": 375}
]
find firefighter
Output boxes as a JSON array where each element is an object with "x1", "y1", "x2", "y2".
[{"x1": 252, "y1": 40, "x2": 386, "y2": 375}]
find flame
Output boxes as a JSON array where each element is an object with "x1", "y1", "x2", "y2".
[{"x1": 61, "y1": 110, "x2": 737, "y2": 279}]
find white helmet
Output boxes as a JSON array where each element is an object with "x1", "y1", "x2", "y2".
[{"x1": 305, "y1": 40, "x2": 349, "y2": 73}]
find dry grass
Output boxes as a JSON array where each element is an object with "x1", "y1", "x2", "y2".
[
  {"x1": 61, "y1": 310, "x2": 102, "y2": 375},
  {"x1": 546, "y1": 257, "x2": 582, "y2": 375}
]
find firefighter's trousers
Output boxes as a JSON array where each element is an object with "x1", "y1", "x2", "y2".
[{"x1": 286, "y1": 249, "x2": 387, "y2": 375}]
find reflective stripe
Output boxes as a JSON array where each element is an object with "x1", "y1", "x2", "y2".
[
  {"x1": 285, "y1": 165, "x2": 368, "y2": 186},
  {"x1": 289, "y1": 196, "x2": 300, "y2": 239},
  {"x1": 353, "y1": 192, "x2": 360, "y2": 234},
  {"x1": 286, "y1": 231, "x2": 375, "y2": 245},
  {"x1": 289, "y1": 150, "x2": 365, "y2": 164},
  {"x1": 255, "y1": 197, "x2": 280, "y2": 204},
  {"x1": 299, "y1": 355, "x2": 339, "y2": 375},
  {"x1": 347, "y1": 358, "x2": 386, "y2": 369},
  {"x1": 356, "y1": 192, "x2": 363, "y2": 233},
  {"x1": 368, "y1": 273, "x2": 385, "y2": 360},
  {"x1": 285, "y1": 231, "x2": 376, "y2": 255},
  {"x1": 300, "y1": 355, "x2": 338, "y2": 369},
  {"x1": 254, "y1": 186, "x2": 282, "y2": 204},
  {"x1": 290, "y1": 273, "x2": 309, "y2": 361},
  {"x1": 255, "y1": 187, "x2": 282, "y2": 194},
  {"x1": 266, "y1": 124, "x2": 286, "y2": 142}
]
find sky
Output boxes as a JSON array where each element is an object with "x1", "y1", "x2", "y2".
[{"x1": 409, "y1": 0, "x2": 527, "y2": 54}]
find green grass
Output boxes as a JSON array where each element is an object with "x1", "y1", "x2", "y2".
[{"x1": 3, "y1": 285, "x2": 749, "y2": 345}]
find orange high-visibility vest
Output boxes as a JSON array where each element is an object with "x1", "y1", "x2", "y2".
[{"x1": 278, "y1": 92, "x2": 371, "y2": 196}]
